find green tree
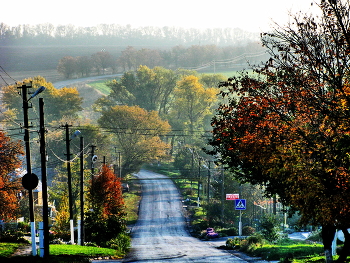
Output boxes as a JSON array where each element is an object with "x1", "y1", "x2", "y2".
[
  {"x1": 2, "y1": 76, "x2": 83, "y2": 124},
  {"x1": 169, "y1": 75, "x2": 218, "y2": 134},
  {"x1": 57, "y1": 56, "x2": 77, "y2": 79},
  {"x1": 91, "y1": 51, "x2": 114, "y2": 75},
  {"x1": 98, "y1": 105, "x2": 171, "y2": 175}
]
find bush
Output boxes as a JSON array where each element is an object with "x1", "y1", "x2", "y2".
[
  {"x1": 106, "y1": 233, "x2": 131, "y2": 254},
  {"x1": 84, "y1": 211, "x2": 127, "y2": 247},
  {"x1": 0, "y1": 229, "x2": 29, "y2": 243},
  {"x1": 260, "y1": 214, "x2": 279, "y2": 242},
  {"x1": 219, "y1": 227, "x2": 238, "y2": 236},
  {"x1": 242, "y1": 226, "x2": 256, "y2": 236},
  {"x1": 246, "y1": 233, "x2": 264, "y2": 245},
  {"x1": 226, "y1": 237, "x2": 244, "y2": 249}
]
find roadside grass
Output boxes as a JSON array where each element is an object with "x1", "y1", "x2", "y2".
[
  {"x1": 1, "y1": 243, "x2": 118, "y2": 262},
  {"x1": 246, "y1": 243, "x2": 324, "y2": 261},
  {"x1": 124, "y1": 180, "x2": 142, "y2": 225},
  {"x1": 49, "y1": 244, "x2": 118, "y2": 257},
  {"x1": 88, "y1": 79, "x2": 113, "y2": 95}
]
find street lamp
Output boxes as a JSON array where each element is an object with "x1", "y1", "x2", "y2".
[
  {"x1": 19, "y1": 83, "x2": 45, "y2": 256},
  {"x1": 64, "y1": 123, "x2": 81, "y2": 244}
]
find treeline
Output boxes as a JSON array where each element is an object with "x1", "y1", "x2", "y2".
[
  {"x1": 0, "y1": 23, "x2": 259, "y2": 47},
  {"x1": 57, "y1": 44, "x2": 268, "y2": 78}
]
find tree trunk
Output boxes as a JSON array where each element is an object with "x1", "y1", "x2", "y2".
[
  {"x1": 322, "y1": 225, "x2": 336, "y2": 263},
  {"x1": 336, "y1": 228, "x2": 350, "y2": 263}
]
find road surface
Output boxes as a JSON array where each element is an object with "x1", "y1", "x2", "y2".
[{"x1": 123, "y1": 170, "x2": 245, "y2": 263}]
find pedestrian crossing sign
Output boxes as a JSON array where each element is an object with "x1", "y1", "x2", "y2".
[{"x1": 235, "y1": 199, "x2": 246, "y2": 210}]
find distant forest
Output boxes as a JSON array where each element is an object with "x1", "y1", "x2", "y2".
[
  {"x1": 0, "y1": 23, "x2": 267, "y2": 73},
  {"x1": 0, "y1": 23, "x2": 260, "y2": 46}
]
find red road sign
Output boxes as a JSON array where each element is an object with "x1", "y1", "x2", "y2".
[{"x1": 226, "y1": 194, "x2": 239, "y2": 200}]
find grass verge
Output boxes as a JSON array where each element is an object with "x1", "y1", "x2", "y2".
[
  {"x1": 124, "y1": 179, "x2": 142, "y2": 225},
  {"x1": 247, "y1": 243, "x2": 324, "y2": 261},
  {"x1": 1, "y1": 243, "x2": 119, "y2": 262},
  {"x1": 88, "y1": 79, "x2": 114, "y2": 95}
]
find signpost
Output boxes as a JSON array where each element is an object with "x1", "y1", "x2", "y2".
[
  {"x1": 235, "y1": 199, "x2": 246, "y2": 210},
  {"x1": 226, "y1": 194, "x2": 239, "y2": 200},
  {"x1": 235, "y1": 199, "x2": 246, "y2": 236},
  {"x1": 226, "y1": 194, "x2": 246, "y2": 236}
]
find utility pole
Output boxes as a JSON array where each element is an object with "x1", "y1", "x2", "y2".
[
  {"x1": 221, "y1": 165, "x2": 224, "y2": 224},
  {"x1": 207, "y1": 161, "x2": 211, "y2": 204},
  {"x1": 39, "y1": 98, "x2": 49, "y2": 257},
  {"x1": 79, "y1": 136, "x2": 84, "y2": 246},
  {"x1": 19, "y1": 82, "x2": 36, "y2": 256},
  {"x1": 118, "y1": 152, "x2": 122, "y2": 179},
  {"x1": 63, "y1": 123, "x2": 74, "y2": 244},
  {"x1": 197, "y1": 157, "x2": 201, "y2": 207}
]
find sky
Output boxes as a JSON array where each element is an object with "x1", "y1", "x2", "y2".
[{"x1": 2, "y1": 0, "x2": 319, "y2": 32}]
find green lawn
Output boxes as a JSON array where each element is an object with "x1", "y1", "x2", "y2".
[
  {"x1": 1, "y1": 243, "x2": 120, "y2": 263},
  {"x1": 249, "y1": 243, "x2": 324, "y2": 260},
  {"x1": 88, "y1": 79, "x2": 113, "y2": 95},
  {"x1": 124, "y1": 188, "x2": 141, "y2": 225},
  {"x1": 0, "y1": 242, "x2": 22, "y2": 257}
]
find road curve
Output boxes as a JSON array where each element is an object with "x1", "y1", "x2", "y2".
[
  {"x1": 123, "y1": 170, "x2": 245, "y2": 263},
  {"x1": 52, "y1": 74, "x2": 122, "y2": 89}
]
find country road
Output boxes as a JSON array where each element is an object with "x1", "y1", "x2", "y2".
[
  {"x1": 122, "y1": 170, "x2": 245, "y2": 263},
  {"x1": 52, "y1": 73, "x2": 122, "y2": 89}
]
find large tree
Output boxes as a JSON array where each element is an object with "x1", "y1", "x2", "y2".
[
  {"x1": 98, "y1": 105, "x2": 171, "y2": 175},
  {"x1": 169, "y1": 75, "x2": 218, "y2": 134},
  {"x1": 85, "y1": 165, "x2": 126, "y2": 246},
  {"x1": 0, "y1": 131, "x2": 23, "y2": 220},
  {"x1": 208, "y1": 1, "x2": 350, "y2": 262},
  {"x1": 1, "y1": 76, "x2": 83, "y2": 124}
]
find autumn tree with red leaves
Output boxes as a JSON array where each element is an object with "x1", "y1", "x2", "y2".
[
  {"x1": 0, "y1": 131, "x2": 24, "y2": 221},
  {"x1": 208, "y1": 1, "x2": 350, "y2": 262},
  {"x1": 84, "y1": 165, "x2": 127, "y2": 247}
]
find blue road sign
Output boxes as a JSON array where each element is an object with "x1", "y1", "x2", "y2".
[{"x1": 235, "y1": 199, "x2": 246, "y2": 210}]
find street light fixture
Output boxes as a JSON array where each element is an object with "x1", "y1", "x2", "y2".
[{"x1": 19, "y1": 83, "x2": 46, "y2": 256}]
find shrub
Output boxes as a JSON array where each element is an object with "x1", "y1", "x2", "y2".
[
  {"x1": 242, "y1": 226, "x2": 256, "y2": 236},
  {"x1": 0, "y1": 229, "x2": 29, "y2": 243},
  {"x1": 219, "y1": 227, "x2": 238, "y2": 236},
  {"x1": 246, "y1": 233, "x2": 264, "y2": 245},
  {"x1": 260, "y1": 214, "x2": 279, "y2": 242},
  {"x1": 226, "y1": 237, "x2": 244, "y2": 249},
  {"x1": 106, "y1": 233, "x2": 131, "y2": 254}
]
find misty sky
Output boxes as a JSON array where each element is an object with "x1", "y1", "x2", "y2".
[{"x1": 4, "y1": 0, "x2": 318, "y2": 32}]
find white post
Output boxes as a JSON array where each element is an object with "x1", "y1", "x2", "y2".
[
  {"x1": 239, "y1": 210, "x2": 242, "y2": 236},
  {"x1": 332, "y1": 231, "x2": 337, "y2": 256},
  {"x1": 39, "y1": 222, "x2": 44, "y2": 258},
  {"x1": 77, "y1": 220, "x2": 81, "y2": 245},
  {"x1": 30, "y1": 222, "x2": 37, "y2": 256},
  {"x1": 70, "y1": 219, "x2": 74, "y2": 244}
]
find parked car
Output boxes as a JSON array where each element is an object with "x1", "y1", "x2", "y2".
[{"x1": 206, "y1": 228, "x2": 219, "y2": 238}]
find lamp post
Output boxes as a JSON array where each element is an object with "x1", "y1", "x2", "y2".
[
  {"x1": 64, "y1": 123, "x2": 81, "y2": 244},
  {"x1": 79, "y1": 136, "x2": 84, "y2": 246},
  {"x1": 19, "y1": 83, "x2": 45, "y2": 256}
]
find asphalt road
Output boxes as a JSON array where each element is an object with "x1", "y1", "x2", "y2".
[{"x1": 122, "y1": 170, "x2": 246, "y2": 263}]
